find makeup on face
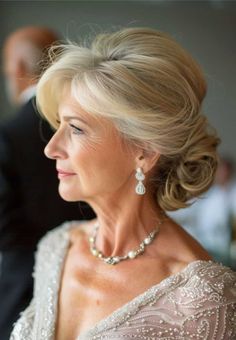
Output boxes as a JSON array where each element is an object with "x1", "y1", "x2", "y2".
[{"x1": 56, "y1": 168, "x2": 76, "y2": 179}]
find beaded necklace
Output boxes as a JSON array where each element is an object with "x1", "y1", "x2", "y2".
[{"x1": 89, "y1": 219, "x2": 163, "y2": 265}]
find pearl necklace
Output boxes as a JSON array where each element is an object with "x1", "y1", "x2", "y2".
[{"x1": 89, "y1": 220, "x2": 163, "y2": 265}]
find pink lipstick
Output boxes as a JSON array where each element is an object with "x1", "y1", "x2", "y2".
[{"x1": 57, "y1": 169, "x2": 76, "y2": 179}]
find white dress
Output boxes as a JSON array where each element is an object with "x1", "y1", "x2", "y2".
[{"x1": 10, "y1": 222, "x2": 236, "y2": 339}]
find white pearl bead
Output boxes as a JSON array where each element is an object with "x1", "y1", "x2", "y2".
[
  {"x1": 91, "y1": 248, "x2": 99, "y2": 256},
  {"x1": 128, "y1": 251, "x2": 137, "y2": 259},
  {"x1": 144, "y1": 237, "x2": 151, "y2": 245}
]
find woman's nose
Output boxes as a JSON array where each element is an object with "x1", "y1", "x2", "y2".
[{"x1": 44, "y1": 130, "x2": 67, "y2": 160}]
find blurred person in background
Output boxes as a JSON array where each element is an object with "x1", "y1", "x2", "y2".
[
  {"x1": 197, "y1": 156, "x2": 236, "y2": 266},
  {"x1": 0, "y1": 26, "x2": 94, "y2": 340},
  {"x1": 169, "y1": 156, "x2": 236, "y2": 267}
]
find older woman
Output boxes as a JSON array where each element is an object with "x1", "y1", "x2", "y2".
[{"x1": 11, "y1": 27, "x2": 236, "y2": 339}]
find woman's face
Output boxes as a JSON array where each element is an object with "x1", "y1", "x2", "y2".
[{"x1": 44, "y1": 90, "x2": 138, "y2": 202}]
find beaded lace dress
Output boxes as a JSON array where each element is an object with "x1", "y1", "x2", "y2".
[{"x1": 10, "y1": 222, "x2": 236, "y2": 340}]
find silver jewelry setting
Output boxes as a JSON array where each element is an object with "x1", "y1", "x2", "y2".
[{"x1": 135, "y1": 167, "x2": 146, "y2": 195}]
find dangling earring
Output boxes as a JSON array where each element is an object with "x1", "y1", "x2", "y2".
[{"x1": 135, "y1": 167, "x2": 146, "y2": 195}]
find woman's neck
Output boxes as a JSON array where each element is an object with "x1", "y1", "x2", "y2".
[{"x1": 87, "y1": 192, "x2": 164, "y2": 258}]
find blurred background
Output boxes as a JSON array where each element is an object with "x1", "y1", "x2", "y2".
[{"x1": 0, "y1": 0, "x2": 236, "y2": 267}]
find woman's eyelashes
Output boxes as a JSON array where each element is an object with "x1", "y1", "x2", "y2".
[
  {"x1": 55, "y1": 119, "x2": 84, "y2": 135},
  {"x1": 69, "y1": 123, "x2": 84, "y2": 135}
]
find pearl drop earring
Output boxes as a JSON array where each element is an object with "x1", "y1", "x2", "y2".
[{"x1": 135, "y1": 167, "x2": 146, "y2": 195}]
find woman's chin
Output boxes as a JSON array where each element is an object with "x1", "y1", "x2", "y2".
[{"x1": 58, "y1": 187, "x2": 82, "y2": 202}]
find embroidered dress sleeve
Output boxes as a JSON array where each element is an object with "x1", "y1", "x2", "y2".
[
  {"x1": 9, "y1": 222, "x2": 72, "y2": 340},
  {"x1": 9, "y1": 299, "x2": 35, "y2": 340}
]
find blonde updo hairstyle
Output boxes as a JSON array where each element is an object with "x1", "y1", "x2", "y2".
[{"x1": 36, "y1": 27, "x2": 220, "y2": 211}]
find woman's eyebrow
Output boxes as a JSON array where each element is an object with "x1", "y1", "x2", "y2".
[{"x1": 62, "y1": 115, "x2": 90, "y2": 126}]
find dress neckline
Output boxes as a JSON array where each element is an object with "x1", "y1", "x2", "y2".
[
  {"x1": 78, "y1": 260, "x2": 215, "y2": 339},
  {"x1": 52, "y1": 221, "x2": 215, "y2": 340}
]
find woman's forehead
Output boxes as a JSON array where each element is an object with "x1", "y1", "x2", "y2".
[
  {"x1": 57, "y1": 90, "x2": 95, "y2": 123},
  {"x1": 57, "y1": 92, "x2": 118, "y2": 135}
]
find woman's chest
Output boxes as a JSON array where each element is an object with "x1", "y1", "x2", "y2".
[
  {"x1": 55, "y1": 280, "x2": 121, "y2": 339},
  {"x1": 54, "y1": 251, "x2": 170, "y2": 340},
  {"x1": 54, "y1": 237, "x2": 177, "y2": 340},
  {"x1": 54, "y1": 248, "x2": 137, "y2": 339}
]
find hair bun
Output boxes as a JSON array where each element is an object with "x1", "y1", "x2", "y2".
[{"x1": 157, "y1": 122, "x2": 220, "y2": 211}]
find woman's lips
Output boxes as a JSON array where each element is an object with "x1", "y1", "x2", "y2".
[{"x1": 57, "y1": 169, "x2": 76, "y2": 179}]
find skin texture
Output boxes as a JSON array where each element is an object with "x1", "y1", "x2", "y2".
[
  {"x1": 2, "y1": 26, "x2": 58, "y2": 106},
  {"x1": 45, "y1": 89, "x2": 212, "y2": 339}
]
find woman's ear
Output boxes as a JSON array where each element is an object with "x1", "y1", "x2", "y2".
[
  {"x1": 135, "y1": 149, "x2": 161, "y2": 173},
  {"x1": 16, "y1": 59, "x2": 27, "y2": 77}
]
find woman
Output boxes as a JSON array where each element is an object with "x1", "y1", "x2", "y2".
[{"x1": 11, "y1": 27, "x2": 236, "y2": 339}]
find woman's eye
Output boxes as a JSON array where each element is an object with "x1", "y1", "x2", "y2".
[{"x1": 69, "y1": 123, "x2": 84, "y2": 135}]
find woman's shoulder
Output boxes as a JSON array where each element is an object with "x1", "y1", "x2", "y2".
[
  {"x1": 152, "y1": 260, "x2": 236, "y2": 338},
  {"x1": 176, "y1": 260, "x2": 236, "y2": 292},
  {"x1": 37, "y1": 220, "x2": 83, "y2": 249},
  {"x1": 34, "y1": 220, "x2": 95, "y2": 272},
  {"x1": 38, "y1": 219, "x2": 95, "y2": 244},
  {"x1": 33, "y1": 221, "x2": 85, "y2": 279},
  {"x1": 159, "y1": 260, "x2": 236, "y2": 305},
  {"x1": 147, "y1": 260, "x2": 236, "y2": 306}
]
